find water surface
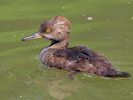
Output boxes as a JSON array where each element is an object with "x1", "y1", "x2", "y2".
[{"x1": 0, "y1": 0, "x2": 133, "y2": 100}]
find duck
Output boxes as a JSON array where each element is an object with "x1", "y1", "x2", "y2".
[{"x1": 22, "y1": 16, "x2": 130, "y2": 78}]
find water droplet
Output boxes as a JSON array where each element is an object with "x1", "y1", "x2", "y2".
[
  {"x1": 130, "y1": 17, "x2": 133, "y2": 20},
  {"x1": 61, "y1": 6, "x2": 65, "y2": 10},
  {"x1": 19, "y1": 96, "x2": 22, "y2": 98},
  {"x1": 87, "y1": 17, "x2": 93, "y2": 21}
]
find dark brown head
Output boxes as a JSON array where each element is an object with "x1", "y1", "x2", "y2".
[{"x1": 22, "y1": 16, "x2": 71, "y2": 42}]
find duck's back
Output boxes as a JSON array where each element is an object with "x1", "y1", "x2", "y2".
[{"x1": 40, "y1": 46, "x2": 120, "y2": 76}]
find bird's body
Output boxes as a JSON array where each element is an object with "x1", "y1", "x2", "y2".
[
  {"x1": 22, "y1": 16, "x2": 130, "y2": 78},
  {"x1": 40, "y1": 45, "x2": 129, "y2": 77},
  {"x1": 40, "y1": 46, "x2": 111, "y2": 75}
]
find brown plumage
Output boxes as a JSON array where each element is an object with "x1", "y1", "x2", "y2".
[{"x1": 22, "y1": 16, "x2": 130, "y2": 78}]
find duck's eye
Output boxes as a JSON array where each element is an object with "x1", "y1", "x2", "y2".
[{"x1": 46, "y1": 28, "x2": 51, "y2": 33}]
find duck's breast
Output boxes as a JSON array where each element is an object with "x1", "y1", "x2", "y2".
[{"x1": 40, "y1": 48, "x2": 76, "y2": 70}]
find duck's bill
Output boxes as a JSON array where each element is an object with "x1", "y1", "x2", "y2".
[{"x1": 22, "y1": 33, "x2": 43, "y2": 41}]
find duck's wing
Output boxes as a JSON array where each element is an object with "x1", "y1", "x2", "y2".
[
  {"x1": 53, "y1": 46, "x2": 130, "y2": 77},
  {"x1": 53, "y1": 45, "x2": 112, "y2": 66},
  {"x1": 69, "y1": 46, "x2": 97, "y2": 58},
  {"x1": 53, "y1": 46, "x2": 96, "y2": 62},
  {"x1": 71, "y1": 46, "x2": 112, "y2": 63}
]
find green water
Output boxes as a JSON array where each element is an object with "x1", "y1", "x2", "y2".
[{"x1": 0, "y1": 0, "x2": 133, "y2": 100}]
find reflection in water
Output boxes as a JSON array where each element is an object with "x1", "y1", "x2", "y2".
[
  {"x1": 34, "y1": 78, "x2": 81, "y2": 100},
  {"x1": 48, "y1": 79, "x2": 81, "y2": 100}
]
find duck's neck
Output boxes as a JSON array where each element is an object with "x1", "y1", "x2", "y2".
[{"x1": 48, "y1": 39, "x2": 69, "y2": 49}]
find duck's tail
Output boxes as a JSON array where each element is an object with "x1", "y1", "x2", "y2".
[{"x1": 105, "y1": 69, "x2": 131, "y2": 78}]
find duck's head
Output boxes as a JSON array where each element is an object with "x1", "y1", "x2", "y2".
[{"x1": 22, "y1": 16, "x2": 71, "y2": 42}]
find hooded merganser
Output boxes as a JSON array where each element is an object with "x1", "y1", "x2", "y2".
[{"x1": 22, "y1": 16, "x2": 130, "y2": 78}]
